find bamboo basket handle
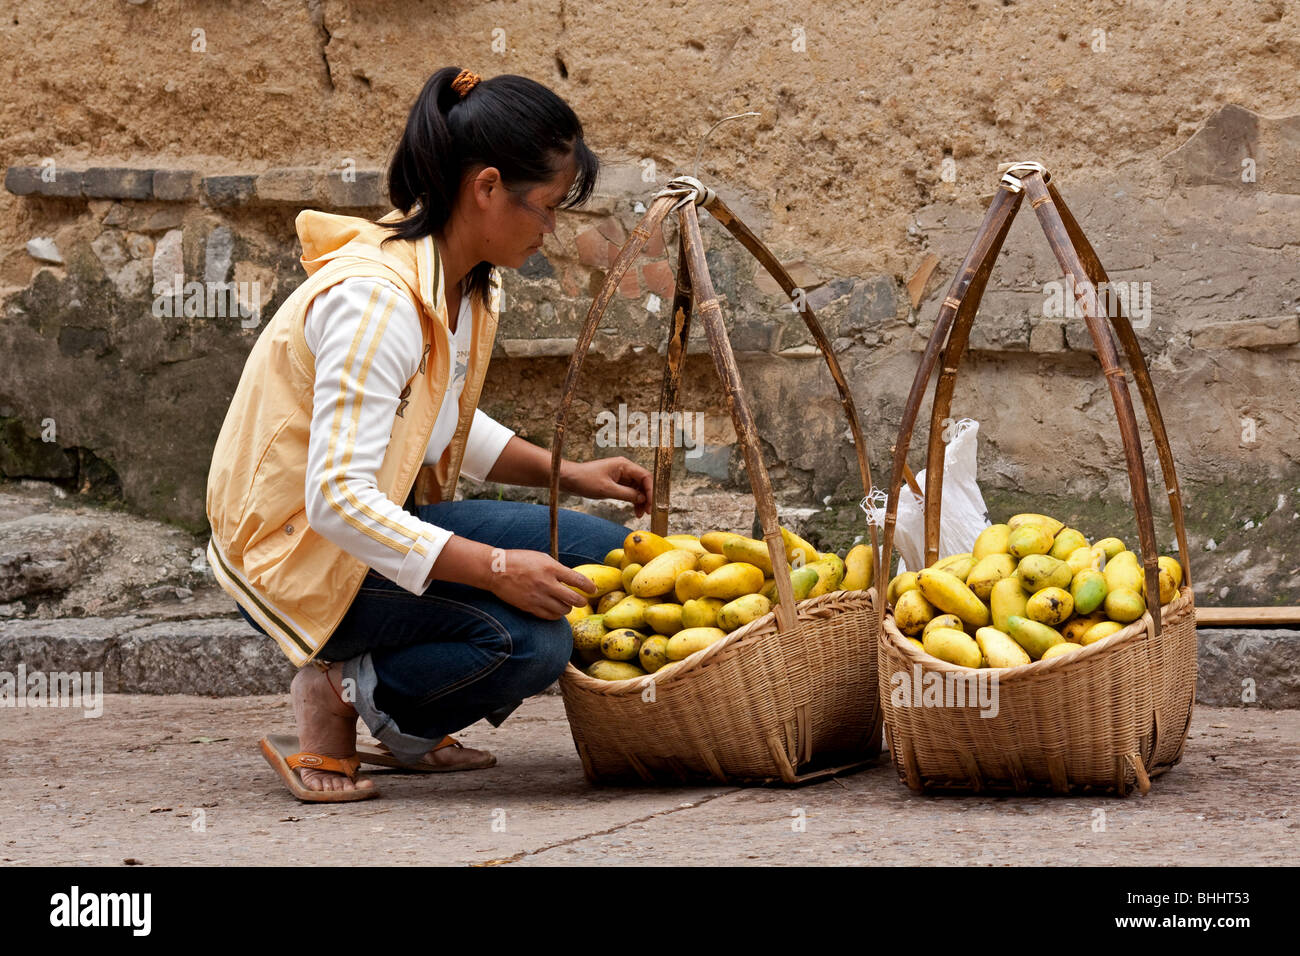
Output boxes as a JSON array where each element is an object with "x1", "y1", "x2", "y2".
[
  {"x1": 878, "y1": 185, "x2": 1024, "y2": 629},
  {"x1": 548, "y1": 191, "x2": 682, "y2": 560},
  {"x1": 699, "y1": 193, "x2": 882, "y2": 607},
  {"x1": 675, "y1": 199, "x2": 798, "y2": 631},
  {"x1": 650, "y1": 226, "x2": 694, "y2": 537},
  {"x1": 1019, "y1": 170, "x2": 1170, "y2": 634},
  {"x1": 1043, "y1": 179, "x2": 1193, "y2": 589}
]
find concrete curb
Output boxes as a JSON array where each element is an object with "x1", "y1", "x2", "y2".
[{"x1": 0, "y1": 617, "x2": 1296, "y2": 704}]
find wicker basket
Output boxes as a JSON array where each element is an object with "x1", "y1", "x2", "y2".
[
  {"x1": 875, "y1": 163, "x2": 1198, "y2": 796},
  {"x1": 547, "y1": 177, "x2": 886, "y2": 785}
]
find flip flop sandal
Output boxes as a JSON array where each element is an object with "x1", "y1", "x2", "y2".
[
  {"x1": 355, "y1": 735, "x2": 497, "y2": 773},
  {"x1": 260, "y1": 734, "x2": 379, "y2": 802}
]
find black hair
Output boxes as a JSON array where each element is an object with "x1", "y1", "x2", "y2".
[{"x1": 380, "y1": 67, "x2": 600, "y2": 306}]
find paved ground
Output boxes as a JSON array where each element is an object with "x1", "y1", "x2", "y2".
[{"x1": 1, "y1": 695, "x2": 1295, "y2": 866}]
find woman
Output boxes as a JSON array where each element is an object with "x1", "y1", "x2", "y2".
[{"x1": 205, "y1": 67, "x2": 651, "y2": 801}]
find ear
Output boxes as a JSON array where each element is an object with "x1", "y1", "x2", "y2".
[{"x1": 472, "y1": 166, "x2": 502, "y2": 210}]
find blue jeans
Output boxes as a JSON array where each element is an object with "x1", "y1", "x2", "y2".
[{"x1": 237, "y1": 499, "x2": 629, "y2": 764}]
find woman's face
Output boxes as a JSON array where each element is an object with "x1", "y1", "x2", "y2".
[{"x1": 471, "y1": 158, "x2": 577, "y2": 270}]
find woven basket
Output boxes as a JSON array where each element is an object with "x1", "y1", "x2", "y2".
[
  {"x1": 875, "y1": 163, "x2": 1198, "y2": 796},
  {"x1": 548, "y1": 177, "x2": 886, "y2": 785}
]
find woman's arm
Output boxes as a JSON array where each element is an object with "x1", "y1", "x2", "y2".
[{"x1": 481, "y1": 435, "x2": 654, "y2": 519}]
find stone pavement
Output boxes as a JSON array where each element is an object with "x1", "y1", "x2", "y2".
[{"x1": 1, "y1": 694, "x2": 1294, "y2": 866}]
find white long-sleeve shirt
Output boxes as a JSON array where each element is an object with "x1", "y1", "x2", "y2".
[{"x1": 302, "y1": 275, "x2": 515, "y2": 594}]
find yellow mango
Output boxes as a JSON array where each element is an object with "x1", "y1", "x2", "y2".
[
  {"x1": 1080, "y1": 619, "x2": 1125, "y2": 645},
  {"x1": 697, "y1": 552, "x2": 729, "y2": 574},
  {"x1": 1008, "y1": 513, "x2": 1065, "y2": 537},
  {"x1": 1041, "y1": 642, "x2": 1081, "y2": 661},
  {"x1": 841, "y1": 544, "x2": 874, "y2": 591},
  {"x1": 1093, "y1": 537, "x2": 1126, "y2": 559},
  {"x1": 603, "y1": 548, "x2": 625, "y2": 568},
  {"x1": 806, "y1": 556, "x2": 846, "y2": 597},
  {"x1": 966, "y1": 553, "x2": 1017, "y2": 601},
  {"x1": 718, "y1": 593, "x2": 772, "y2": 632},
  {"x1": 630, "y1": 549, "x2": 699, "y2": 598},
  {"x1": 1008, "y1": 525, "x2": 1055, "y2": 560},
  {"x1": 569, "y1": 563, "x2": 624, "y2": 598},
  {"x1": 639, "y1": 635, "x2": 671, "y2": 673},
  {"x1": 917, "y1": 568, "x2": 990, "y2": 628},
  {"x1": 1006, "y1": 615, "x2": 1065, "y2": 660},
  {"x1": 990, "y1": 576, "x2": 1030, "y2": 632},
  {"x1": 596, "y1": 589, "x2": 627, "y2": 614},
  {"x1": 1103, "y1": 550, "x2": 1142, "y2": 593},
  {"x1": 600, "y1": 628, "x2": 646, "y2": 662},
  {"x1": 1026, "y1": 586, "x2": 1074, "y2": 627},
  {"x1": 922, "y1": 627, "x2": 983, "y2": 668},
  {"x1": 623, "y1": 530, "x2": 676, "y2": 565},
  {"x1": 923, "y1": 613, "x2": 965, "y2": 637},
  {"x1": 674, "y1": 570, "x2": 708, "y2": 603},
  {"x1": 721, "y1": 535, "x2": 779, "y2": 576},
  {"x1": 621, "y1": 563, "x2": 642, "y2": 592},
  {"x1": 571, "y1": 616, "x2": 607, "y2": 658},
  {"x1": 1065, "y1": 544, "x2": 1105, "y2": 576},
  {"x1": 702, "y1": 562, "x2": 765, "y2": 600},
  {"x1": 1104, "y1": 587, "x2": 1146, "y2": 623},
  {"x1": 601, "y1": 595, "x2": 658, "y2": 631},
  {"x1": 666, "y1": 626, "x2": 728, "y2": 661},
  {"x1": 975, "y1": 626, "x2": 1031, "y2": 668},
  {"x1": 700, "y1": 531, "x2": 743, "y2": 555},
  {"x1": 894, "y1": 589, "x2": 937, "y2": 636},
  {"x1": 1017, "y1": 554, "x2": 1072, "y2": 593},
  {"x1": 1049, "y1": 528, "x2": 1089, "y2": 561},
  {"x1": 887, "y1": 571, "x2": 919, "y2": 605},
  {"x1": 681, "y1": 597, "x2": 725, "y2": 629},
  {"x1": 645, "y1": 602, "x2": 685, "y2": 636},
  {"x1": 565, "y1": 602, "x2": 591, "y2": 626},
  {"x1": 1159, "y1": 554, "x2": 1184, "y2": 589},
  {"x1": 972, "y1": 524, "x2": 1011, "y2": 560},
  {"x1": 780, "y1": 526, "x2": 821, "y2": 567},
  {"x1": 664, "y1": 534, "x2": 707, "y2": 555},
  {"x1": 586, "y1": 660, "x2": 647, "y2": 681}
]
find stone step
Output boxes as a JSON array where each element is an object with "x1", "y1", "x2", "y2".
[{"x1": 1, "y1": 616, "x2": 1296, "y2": 705}]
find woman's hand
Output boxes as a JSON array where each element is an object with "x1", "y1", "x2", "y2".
[
  {"x1": 561, "y1": 457, "x2": 654, "y2": 518},
  {"x1": 487, "y1": 549, "x2": 597, "y2": 620}
]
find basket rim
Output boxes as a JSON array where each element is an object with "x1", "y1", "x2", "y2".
[
  {"x1": 880, "y1": 584, "x2": 1194, "y2": 682},
  {"x1": 563, "y1": 586, "x2": 878, "y2": 696}
]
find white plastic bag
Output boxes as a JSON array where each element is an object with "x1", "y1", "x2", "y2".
[{"x1": 862, "y1": 418, "x2": 991, "y2": 573}]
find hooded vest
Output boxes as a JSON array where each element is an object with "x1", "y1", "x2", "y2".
[{"x1": 205, "y1": 208, "x2": 502, "y2": 666}]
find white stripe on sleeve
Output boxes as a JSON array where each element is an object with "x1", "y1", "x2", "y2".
[{"x1": 303, "y1": 276, "x2": 454, "y2": 594}]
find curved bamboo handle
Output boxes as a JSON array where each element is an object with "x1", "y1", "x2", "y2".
[
  {"x1": 700, "y1": 194, "x2": 882, "y2": 608},
  {"x1": 549, "y1": 192, "x2": 681, "y2": 559},
  {"x1": 878, "y1": 185, "x2": 1024, "y2": 639}
]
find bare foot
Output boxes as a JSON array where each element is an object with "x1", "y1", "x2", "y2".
[{"x1": 290, "y1": 664, "x2": 375, "y2": 793}]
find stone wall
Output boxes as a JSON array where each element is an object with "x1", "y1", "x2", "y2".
[{"x1": 1, "y1": 1, "x2": 1297, "y2": 603}]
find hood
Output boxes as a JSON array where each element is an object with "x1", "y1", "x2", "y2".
[{"x1": 294, "y1": 207, "x2": 441, "y2": 321}]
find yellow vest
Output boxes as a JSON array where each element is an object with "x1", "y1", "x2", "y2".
[{"x1": 205, "y1": 208, "x2": 502, "y2": 666}]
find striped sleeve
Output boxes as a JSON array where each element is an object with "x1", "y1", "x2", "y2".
[
  {"x1": 459, "y1": 408, "x2": 516, "y2": 483},
  {"x1": 302, "y1": 276, "x2": 452, "y2": 594}
]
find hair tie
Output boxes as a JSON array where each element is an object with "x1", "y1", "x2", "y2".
[{"x1": 451, "y1": 69, "x2": 481, "y2": 98}]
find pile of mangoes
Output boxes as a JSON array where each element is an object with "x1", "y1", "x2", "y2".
[
  {"x1": 887, "y1": 512, "x2": 1185, "y2": 668},
  {"x1": 569, "y1": 527, "x2": 874, "y2": 681}
]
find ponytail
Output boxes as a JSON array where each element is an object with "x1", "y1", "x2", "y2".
[{"x1": 380, "y1": 67, "x2": 599, "y2": 306}]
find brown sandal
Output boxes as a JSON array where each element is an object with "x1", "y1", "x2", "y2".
[
  {"x1": 355, "y1": 735, "x2": 497, "y2": 773},
  {"x1": 260, "y1": 734, "x2": 379, "y2": 802}
]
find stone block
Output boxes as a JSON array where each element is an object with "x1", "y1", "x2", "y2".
[
  {"x1": 1196, "y1": 628, "x2": 1300, "y2": 708},
  {"x1": 255, "y1": 167, "x2": 321, "y2": 205},
  {"x1": 82, "y1": 167, "x2": 154, "y2": 200},
  {"x1": 202, "y1": 174, "x2": 257, "y2": 207},
  {"x1": 152, "y1": 169, "x2": 200, "y2": 202},
  {"x1": 1191, "y1": 315, "x2": 1300, "y2": 350},
  {"x1": 322, "y1": 168, "x2": 385, "y2": 208},
  {"x1": 6, "y1": 165, "x2": 82, "y2": 198}
]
